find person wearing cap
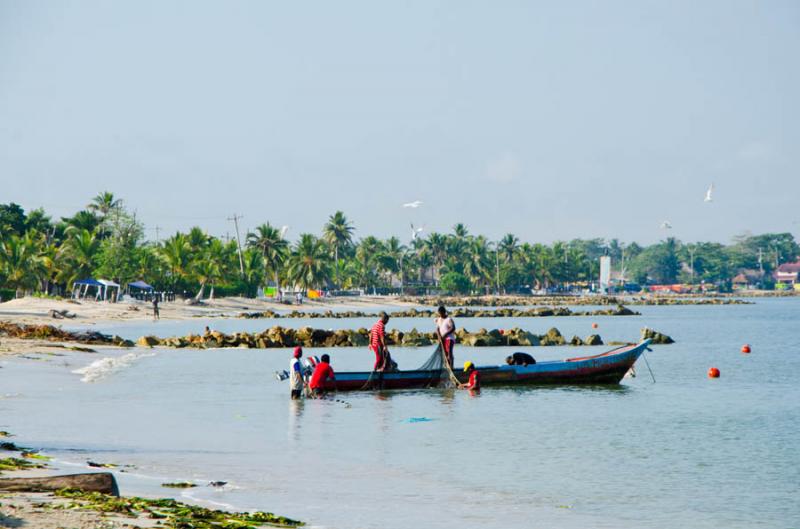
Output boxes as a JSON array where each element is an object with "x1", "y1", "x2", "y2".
[
  {"x1": 459, "y1": 361, "x2": 480, "y2": 392},
  {"x1": 309, "y1": 353, "x2": 336, "y2": 396},
  {"x1": 369, "y1": 312, "x2": 391, "y2": 371},
  {"x1": 434, "y1": 306, "x2": 456, "y2": 368},
  {"x1": 289, "y1": 346, "x2": 307, "y2": 399}
]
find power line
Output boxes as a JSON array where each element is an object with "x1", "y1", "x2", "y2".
[{"x1": 227, "y1": 214, "x2": 245, "y2": 277}]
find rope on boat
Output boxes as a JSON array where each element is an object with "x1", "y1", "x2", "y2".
[{"x1": 642, "y1": 348, "x2": 656, "y2": 383}]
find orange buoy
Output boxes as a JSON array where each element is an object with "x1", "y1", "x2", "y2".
[
  {"x1": 708, "y1": 367, "x2": 720, "y2": 378},
  {"x1": 592, "y1": 323, "x2": 598, "y2": 329},
  {"x1": 741, "y1": 344, "x2": 751, "y2": 354}
]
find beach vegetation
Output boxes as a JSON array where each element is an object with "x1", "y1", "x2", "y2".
[
  {"x1": 52, "y1": 488, "x2": 304, "y2": 527},
  {"x1": 1, "y1": 197, "x2": 799, "y2": 298}
]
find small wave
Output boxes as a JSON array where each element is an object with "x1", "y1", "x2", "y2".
[
  {"x1": 181, "y1": 489, "x2": 238, "y2": 511},
  {"x1": 72, "y1": 351, "x2": 155, "y2": 383}
]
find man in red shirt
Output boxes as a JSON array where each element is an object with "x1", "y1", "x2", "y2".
[
  {"x1": 369, "y1": 312, "x2": 390, "y2": 371},
  {"x1": 309, "y1": 354, "x2": 335, "y2": 396},
  {"x1": 460, "y1": 361, "x2": 480, "y2": 392}
]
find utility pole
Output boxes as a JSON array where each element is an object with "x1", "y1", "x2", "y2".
[
  {"x1": 495, "y1": 248, "x2": 500, "y2": 294},
  {"x1": 689, "y1": 246, "x2": 695, "y2": 285},
  {"x1": 154, "y1": 225, "x2": 161, "y2": 244},
  {"x1": 228, "y1": 214, "x2": 245, "y2": 277}
]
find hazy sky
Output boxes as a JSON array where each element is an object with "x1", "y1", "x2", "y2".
[{"x1": 1, "y1": 1, "x2": 798, "y2": 245}]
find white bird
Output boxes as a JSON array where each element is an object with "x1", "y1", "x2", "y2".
[
  {"x1": 403, "y1": 201, "x2": 423, "y2": 209},
  {"x1": 410, "y1": 223, "x2": 425, "y2": 240},
  {"x1": 660, "y1": 221, "x2": 673, "y2": 230},
  {"x1": 279, "y1": 225, "x2": 290, "y2": 238},
  {"x1": 704, "y1": 183, "x2": 714, "y2": 203}
]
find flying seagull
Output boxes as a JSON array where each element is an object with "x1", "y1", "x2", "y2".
[
  {"x1": 403, "y1": 200, "x2": 423, "y2": 208},
  {"x1": 410, "y1": 223, "x2": 425, "y2": 240},
  {"x1": 660, "y1": 221, "x2": 673, "y2": 230},
  {"x1": 704, "y1": 183, "x2": 714, "y2": 203}
]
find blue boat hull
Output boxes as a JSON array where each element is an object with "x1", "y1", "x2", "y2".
[{"x1": 321, "y1": 341, "x2": 649, "y2": 392}]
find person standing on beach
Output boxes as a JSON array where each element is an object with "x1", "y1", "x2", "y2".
[
  {"x1": 434, "y1": 306, "x2": 456, "y2": 368},
  {"x1": 369, "y1": 312, "x2": 390, "y2": 371},
  {"x1": 152, "y1": 296, "x2": 160, "y2": 320},
  {"x1": 289, "y1": 346, "x2": 306, "y2": 399},
  {"x1": 308, "y1": 353, "x2": 335, "y2": 396}
]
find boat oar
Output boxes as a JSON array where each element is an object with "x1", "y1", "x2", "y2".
[{"x1": 642, "y1": 348, "x2": 656, "y2": 383}]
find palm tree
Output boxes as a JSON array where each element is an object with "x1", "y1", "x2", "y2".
[
  {"x1": 498, "y1": 233, "x2": 520, "y2": 263},
  {"x1": 0, "y1": 234, "x2": 46, "y2": 297},
  {"x1": 378, "y1": 236, "x2": 406, "y2": 287},
  {"x1": 56, "y1": 228, "x2": 100, "y2": 288},
  {"x1": 158, "y1": 233, "x2": 192, "y2": 288},
  {"x1": 355, "y1": 236, "x2": 382, "y2": 292},
  {"x1": 424, "y1": 233, "x2": 449, "y2": 283},
  {"x1": 247, "y1": 223, "x2": 289, "y2": 294},
  {"x1": 87, "y1": 192, "x2": 122, "y2": 217},
  {"x1": 193, "y1": 239, "x2": 226, "y2": 300},
  {"x1": 465, "y1": 235, "x2": 492, "y2": 293},
  {"x1": 323, "y1": 211, "x2": 354, "y2": 288},
  {"x1": 60, "y1": 210, "x2": 101, "y2": 234},
  {"x1": 287, "y1": 234, "x2": 330, "y2": 292}
]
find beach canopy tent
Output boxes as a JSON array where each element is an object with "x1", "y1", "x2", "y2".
[
  {"x1": 128, "y1": 280, "x2": 154, "y2": 291},
  {"x1": 97, "y1": 279, "x2": 121, "y2": 302},
  {"x1": 72, "y1": 278, "x2": 103, "y2": 300}
]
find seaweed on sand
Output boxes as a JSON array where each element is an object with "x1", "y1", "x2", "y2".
[
  {"x1": 53, "y1": 488, "x2": 304, "y2": 528},
  {"x1": 0, "y1": 457, "x2": 48, "y2": 473}
]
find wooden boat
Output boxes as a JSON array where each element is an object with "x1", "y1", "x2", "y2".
[{"x1": 317, "y1": 340, "x2": 650, "y2": 392}]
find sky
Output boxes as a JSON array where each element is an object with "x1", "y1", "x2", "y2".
[{"x1": 1, "y1": 0, "x2": 798, "y2": 245}]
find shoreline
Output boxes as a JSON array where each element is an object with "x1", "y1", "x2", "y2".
[
  {"x1": 0, "y1": 291, "x2": 784, "y2": 329},
  {"x1": 0, "y1": 437, "x2": 303, "y2": 529}
]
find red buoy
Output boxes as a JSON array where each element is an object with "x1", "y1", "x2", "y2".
[
  {"x1": 498, "y1": 329, "x2": 505, "y2": 335},
  {"x1": 592, "y1": 322, "x2": 598, "y2": 329},
  {"x1": 741, "y1": 344, "x2": 751, "y2": 354},
  {"x1": 708, "y1": 367, "x2": 720, "y2": 378}
]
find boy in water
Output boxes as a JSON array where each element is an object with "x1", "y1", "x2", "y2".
[
  {"x1": 289, "y1": 346, "x2": 306, "y2": 399},
  {"x1": 309, "y1": 354, "x2": 335, "y2": 396},
  {"x1": 460, "y1": 361, "x2": 480, "y2": 392}
]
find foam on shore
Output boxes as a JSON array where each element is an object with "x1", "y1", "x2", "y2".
[{"x1": 72, "y1": 351, "x2": 156, "y2": 383}]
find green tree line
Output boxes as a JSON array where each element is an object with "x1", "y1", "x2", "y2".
[{"x1": 1, "y1": 194, "x2": 798, "y2": 299}]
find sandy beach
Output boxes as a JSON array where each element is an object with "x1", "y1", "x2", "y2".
[{"x1": 0, "y1": 295, "x2": 417, "y2": 328}]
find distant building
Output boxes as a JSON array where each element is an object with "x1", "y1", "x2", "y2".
[
  {"x1": 774, "y1": 260, "x2": 800, "y2": 286},
  {"x1": 732, "y1": 269, "x2": 764, "y2": 290}
]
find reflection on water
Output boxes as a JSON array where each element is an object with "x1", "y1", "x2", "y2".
[{"x1": 4, "y1": 298, "x2": 800, "y2": 529}]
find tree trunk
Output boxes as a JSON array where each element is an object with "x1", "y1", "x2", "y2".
[
  {"x1": 209, "y1": 283, "x2": 215, "y2": 300},
  {"x1": 334, "y1": 245, "x2": 339, "y2": 289},
  {"x1": 195, "y1": 282, "x2": 205, "y2": 300},
  {"x1": 0, "y1": 472, "x2": 119, "y2": 496}
]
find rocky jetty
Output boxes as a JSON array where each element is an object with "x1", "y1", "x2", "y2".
[
  {"x1": 238, "y1": 305, "x2": 640, "y2": 319},
  {"x1": 133, "y1": 324, "x2": 654, "y2": 349},
  {"x1": 641, "y1": 327, "x2": 675, "y2": 344},
  {"x1": 0, "y1": 321, "x2": 134, "y2": 347}
]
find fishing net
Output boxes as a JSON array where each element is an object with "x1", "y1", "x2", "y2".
[
  {"x1": 416, "y1": 343, "x2": 461, "y2": 388},
  {"x1": 357, "y1": 344, "x2": 461, "y2": 390}
]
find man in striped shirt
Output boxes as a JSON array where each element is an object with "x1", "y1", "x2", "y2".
[{"x1": 370, "y1": 312, "x2": 390, "y2": 371}]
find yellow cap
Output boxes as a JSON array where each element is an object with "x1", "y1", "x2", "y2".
[{"x1": 463, "y1": 361, "x2": 474, "y2": 372}]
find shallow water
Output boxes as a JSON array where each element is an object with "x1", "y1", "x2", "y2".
[{"x1": 2, "y1": 298, "x2": 799, "y2": 528}]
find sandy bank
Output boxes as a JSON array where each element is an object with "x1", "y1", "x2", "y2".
[{"x1": 0, "y1": 295, "x2": 416, "y2": 326}]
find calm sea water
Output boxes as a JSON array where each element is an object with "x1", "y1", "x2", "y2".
[{"x1": 2, "y1": 298, "x2": 798, "y2": 529}]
